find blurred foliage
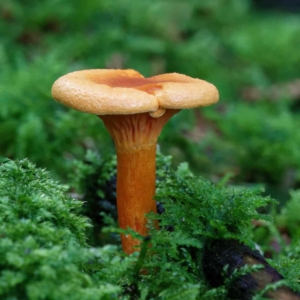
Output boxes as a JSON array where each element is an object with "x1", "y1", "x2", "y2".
[{"x1": 1, "y1": 0, "x2": 300, "y2": 200}]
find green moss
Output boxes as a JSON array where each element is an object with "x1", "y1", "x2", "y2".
[{"x1": 0, "y1": 159, "x2": 123, "y2": 299}]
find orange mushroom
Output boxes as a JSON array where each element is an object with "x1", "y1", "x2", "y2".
[{"x1": 52, "y1": 69, "x2": 219, "y2": 254}]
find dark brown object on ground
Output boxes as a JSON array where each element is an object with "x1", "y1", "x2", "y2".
[{"x1": 203, "y1": 239, "x2": 300, "y2": 300}]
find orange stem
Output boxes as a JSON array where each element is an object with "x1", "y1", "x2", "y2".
[
  {"x1": 117, "y1": 145, "x2": 157, "y2": 253},
  {"x1": 99, "y1": 110, "x2": 178, "y2": 254}
]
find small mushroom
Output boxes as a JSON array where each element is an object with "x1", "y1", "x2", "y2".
[{"x1": 52, "y1": 69, "x2": 219, "y2": 254}]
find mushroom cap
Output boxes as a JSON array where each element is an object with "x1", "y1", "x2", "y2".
[{"x1": 51, "y1": 69, "x2": 219, "y2": 115}]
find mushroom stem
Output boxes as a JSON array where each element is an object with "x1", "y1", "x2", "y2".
[
  {"x1": 99, "y1": 109, "x2": 178, "y2": 254},
  {"x1": 116, "y1": 144, "x2": 157, "y2": 253}
]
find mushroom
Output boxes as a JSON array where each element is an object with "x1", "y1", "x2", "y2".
[{"x1": 51, "y1": 69, "x2": 219, "y2": 254}]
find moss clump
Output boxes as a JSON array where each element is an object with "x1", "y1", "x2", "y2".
[{"x1": 0, "y1": 159, "x2": 125, "y2": 300}]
